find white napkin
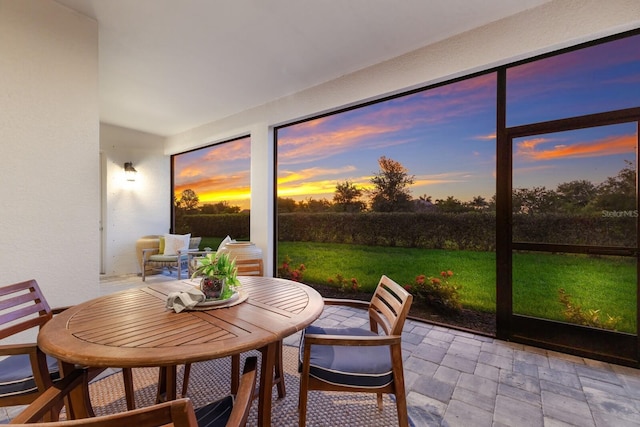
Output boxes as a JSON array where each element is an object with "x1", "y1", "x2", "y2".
[{"x1": 166, "y1": 287, "x2": 206, "y2": 313}]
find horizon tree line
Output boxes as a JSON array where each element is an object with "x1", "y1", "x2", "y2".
[{"x1": 175, "y1": 157, "x2": 636, "y2": 216}]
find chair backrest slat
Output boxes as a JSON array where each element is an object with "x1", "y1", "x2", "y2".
[
  {"x1": 235, "y1": 259, "x2": 264, "y2": 276},
  {"x1": 369, "y1": 275, "x2": 412, "y2": 336},
  {"x1": 0, "y1": 280, "x2": 52, "y2": 340}
]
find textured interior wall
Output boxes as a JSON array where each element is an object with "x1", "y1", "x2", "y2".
[
  {"x1": 164, "y1": 0, "x2": 640, "y2": 274},
  {"x1": 100, "y1": 123, "x2": 169, "y2": 276},
  {"x1": 0, "y1": 0, "x2": 99, "y2": 310}
]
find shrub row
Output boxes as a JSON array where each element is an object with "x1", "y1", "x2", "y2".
[
  {"x1": 184, "y1": 212, "x2": 635, "y2": 251},
  {"x1": 279, "y1": 212, "x2": 635, "y2": 250},
  {"x1": 278, "y1": 212, "x2": 496, "y2": 250},
  {"x1": 512, "y1": 214, "x2": 635, "y2": 247},
  {"x1": 184, "y1": 214, "x2": 250, "y2": 239}
]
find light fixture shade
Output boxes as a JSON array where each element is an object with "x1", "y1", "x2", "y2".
[{"x1": 124, "y1": 162, "x2": 137, "y2": 181}]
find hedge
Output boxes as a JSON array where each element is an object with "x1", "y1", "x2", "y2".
[
  {"x1": 183, "y1": 212, "x2": 635, "y2": 251},
  {"x1": 184, "y1": 214, "x2": 250, "y2": 239}
]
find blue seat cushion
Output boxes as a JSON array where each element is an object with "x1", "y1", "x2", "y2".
[
  {"x1": 299, "y1": 325, "x2": 393, "y2": 388},
  {"x1": 194, "y1": 395, "x2": 234, "y2": 427},
  {"x1": 0, "y1": 354, "x2": 60, "y2": 397}
]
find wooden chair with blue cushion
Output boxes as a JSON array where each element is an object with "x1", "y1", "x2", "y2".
[
  {"x1": 298, "y1": 275, "x2": 413, "y2": 427},
  {"x1": 0, "y1": 280, "x2": 137, "y2": 418},
  {"x1": 0, "y1": 280, "x2": 61, "y2": 417},
  {"x1": 4, "y1": 356, "x2": 258, "y2": 427}
]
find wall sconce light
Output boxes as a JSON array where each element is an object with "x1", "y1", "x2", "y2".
[{"x1": 124, "y1": 162, "x2": 137, "y2": 181}]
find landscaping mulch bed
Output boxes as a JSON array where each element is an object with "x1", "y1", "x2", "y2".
[{"x1": 309, "y1": 282, "x2": 496, "y2": 337}]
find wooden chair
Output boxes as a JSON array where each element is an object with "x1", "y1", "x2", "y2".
[
  {"x1": 298, "y1": 275, "x2": 413, "y2": 427},
  {"x1": 0, "y1": 280, "x2": 60, "y2": 416},
  {"x1": 4, "y1": 356, "x2": 258, "y2": 427},
  {"x1": 234, "y1": 259, "x2": 264, "y2": 277},
  {"x1": 0, "y1": 280, "x2": 136, "y2": 418}
]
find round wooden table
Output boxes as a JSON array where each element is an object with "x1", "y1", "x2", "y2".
[{"x1": 38, "y1": 276, "x2": 324, "y2": 426}]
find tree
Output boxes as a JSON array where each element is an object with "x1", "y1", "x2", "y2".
[
  {"x1": 200, "y1": 201, "x2": 241, "y2": 214},
  {"x1": 369, "y1": 156, "x2": 415, "y2": 212},
  {"x1": 178, "y1": 189, "x2": 199, "y2": 212},
  {"x1": 333, "y1": 180, "x2": 366, "y2": 212},
  {"x1": 594, "y1": 161, "x2": 636, "y2": 212},
  {"x1": 298, "y1": 197, "x2": 333, "y2": 212},
  {"x1": 277, "y1": 197, "x2": 298, "y2": 213},
  {"x1": 435, "y1": 196, "x2": 470, "y2": 213},
  {"x1": 555, "y1": 180, "x2": 598, "y2": 213},
  {"x1": 468, "y1": 195, "x2": 489, "y2": 211},
  {"x1": 173, "y1": 189, "x2": 199, "y2": 233},
  {"x1": 512, "y1": 186, "x2": 558, "y2": 215}
]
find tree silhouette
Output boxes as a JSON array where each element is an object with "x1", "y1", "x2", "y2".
[
  {"x1": 594, "y1": 160, "x2": 636, "y2": 212},
  {"x1": 200, "y1": 201, "x2": 241, "y2": 214},
  {"x1": 556, "y1": 180, "x2": 598, "y2": 213},
  {"x1": 369, "y1": 156, "x2": 415, "y2": 212},
  {"x1": 333, "y1": 180, "x2": 366, "y2": 212},
  {"x1": 178, "y1": 189, "x2": 199, "y2": 212}
]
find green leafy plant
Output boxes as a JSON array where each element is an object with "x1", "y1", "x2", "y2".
[
  {"x1": 327, "y1": 274, "x2": 360, "y2": 293},
  {"x1": 277, "y1": 255, "x2": 306, "y2": 282},
  {"x1": 558, "y1": 288, "x2": 620, "y2": 330},
  {"x1": 191, "y1": 252, "x2": 240, "y2": 288},
  {"x1": 405, "y1": 270, "x2": 462, "y2": 312}
]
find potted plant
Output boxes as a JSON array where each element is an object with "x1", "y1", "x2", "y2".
[{"x1": 191, "y1": 253, "x2": 240, "y2": 300}]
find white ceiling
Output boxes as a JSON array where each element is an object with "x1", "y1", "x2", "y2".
[{"x1": 55, "y1": 0, "x2": 550, "y2": 137}]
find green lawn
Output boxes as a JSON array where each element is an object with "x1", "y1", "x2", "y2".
[{"x1": 277, "y1": 241, "x2": 637, "y2": 333}]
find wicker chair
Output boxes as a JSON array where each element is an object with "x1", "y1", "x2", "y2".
[
  {"x1": 298, "y1": 275, "x2": 413, "y2": 426},
  {"x1": 142, "y1": 237, "x2": 201, "y2": 281}
]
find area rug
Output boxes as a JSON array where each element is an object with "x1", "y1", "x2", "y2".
[{"x1": 88, "y1": 345, "x2": 403, "y2": 427}]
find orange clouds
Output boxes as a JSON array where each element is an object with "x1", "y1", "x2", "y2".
[
  {"x1": 279, "y1": 122, "x2": 403, "y2": 164},
  {"x1": 173, "y1": 137, "x2": 252, "y2": 209},
  {"x1": 516, "y1": 134, "x2": 636, "y2": 161},
  {"x1": 474, "y1": 133, "x2": 496, "y2": 141},
  {"x1": 277, "y1": 166, "x2": 370, "y2": 200},
  {"x1": 175, "y1": 171, "x2": 251, "y2": 209}
]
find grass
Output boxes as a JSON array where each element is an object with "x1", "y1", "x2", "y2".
[
  {"x1": 277, "y1": 241, "x2": 637, "y2": 333},
  {"x1": 512, "y1": 252, "x2": 636, "y2": 332}
]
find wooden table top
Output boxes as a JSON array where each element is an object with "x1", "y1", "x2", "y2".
[{"x1": 38, "y1": 276, "x2": 324, "y2": 368}]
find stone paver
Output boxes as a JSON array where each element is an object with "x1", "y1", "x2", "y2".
[{"x1": 443, "y1": 399, "x2": 493, "y2": 426}]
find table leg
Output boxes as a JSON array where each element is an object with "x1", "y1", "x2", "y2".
[
  {"x1": 231, "y1": 354, "x2": 241, "y2": 395},
  {"x1": 60, "y1": 362, "x2": 94, "y2": 419},
  {"x1": 156, "y1": 365, "x2": 178, "y2": 403},
  {"x1": 258, "y1": 342, "x2": 277, "y2": 427},
  {"x1": 274, "y1": 340, "x2": 286, "y2": 398},
  {"x1": 122, "y1": 368, "x2": 135, "y2": 410}
]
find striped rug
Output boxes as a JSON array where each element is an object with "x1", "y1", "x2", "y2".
[{"x1": 88, "y1": 345, "x2": 403, "y2": 427}]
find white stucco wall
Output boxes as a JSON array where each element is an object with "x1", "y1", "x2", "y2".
[
  {"x1": 100, "y1": 123, "x2": 169, "y2": 276},
  {"x1": 164, "y1": 0, "x2": 640, "y2": 274},
  {"x1": 0, "y1": 0, "x2": 99, "y2": 309}
]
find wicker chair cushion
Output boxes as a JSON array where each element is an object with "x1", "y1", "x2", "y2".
[
  {"x1": 148, "y1": 254, "x2": 189, "y2": 262},
  {"x1": 0, "y1": 354, "x2": 60, "y2": 397},
  {"x1": 299, "y1": 325, "x2": 393, "y2": 388}
]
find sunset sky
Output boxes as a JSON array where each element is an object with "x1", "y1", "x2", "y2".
[{"x1": 174, "y1": 34, "x2": 639, "y2": 210}]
